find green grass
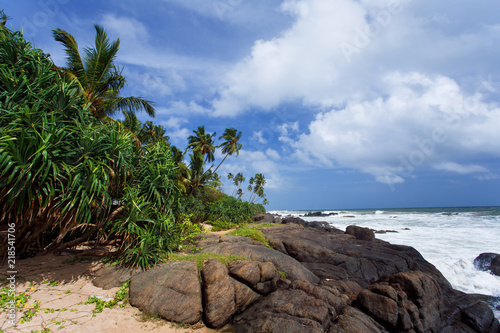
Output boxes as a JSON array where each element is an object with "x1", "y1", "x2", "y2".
[
  {"x1": 227, "y1": 226, "x2": 273, "y2": 248},
  {"x1": 168, "y1": 253, "x2": 250, "y2": 270},
  {"x1": 84, "y1": 281, "x2": 129, "y2": 316}
]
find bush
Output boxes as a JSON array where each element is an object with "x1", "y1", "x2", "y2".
[{"x1": 205, "y1": 196, "x2": 265, "y2": 225}]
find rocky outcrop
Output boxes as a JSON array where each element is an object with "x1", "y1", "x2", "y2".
[
  {"x1": 303, "y1": 211, "x2": 338, "y2": 217},
  {"x1": 198, "y1": 234, "x2": 319, "y2": 283},
  {"x1": 260, "y1": 223, "x2": 446, "y2": 288},
  {"x1": 129, "y1": 261, "x2": 203, "y2": 324},
  {"x1": 124, "y1": 222, "x2": 499, "y2": 332},
  {"x1": 252, "y1": 213, "x2": 282, "y2": 223},
  {"x1": 474, "y1": 253, "x2": 500, "y2": 276}
]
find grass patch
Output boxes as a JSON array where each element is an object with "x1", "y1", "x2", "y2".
[
  {"x1": 168, "y1": 253, "x2": 250, "y2": 270},
  {"x1": 205, "y1": 219, "x2": 238, "y2": 231},
  {"x1": 227, "y1": 226, "x2": 272, "y2": 248},
  {"x1": 84, "y1": 281, "x2": 129, "y2": 316}
]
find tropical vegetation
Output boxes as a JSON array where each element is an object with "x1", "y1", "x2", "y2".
[{"x1": 0, "y1": 13, "x2": 267, "y2": 269}]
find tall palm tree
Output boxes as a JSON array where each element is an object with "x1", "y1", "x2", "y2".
[
  {"x1": 213, "y1": 128, "x2": 242, "y2": 174},
  {"x1": 187, "y1": 126, "x2": 216, "y2": 163},
  {"x1": 53, "y1": 25, "x2": 155, "y2": 120},
  {"x1": 250, "y1": 173, "x2": 266, "y2": 203}
]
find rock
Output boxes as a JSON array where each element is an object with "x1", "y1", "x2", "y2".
[
  {"x1": 329, "y1": 307, "x2": 388, "y2": 333},
  {"x1": 228, "y1": 260, "x2": 261, "y2": 286},
  {"x1": 358, "y1": 289, "x2": 399, "y2": 327},
  {"x1": 202, "y1": 260, "x2": 236, "y2": 328},
  {"x1": 129, "y1": 261, "x2": 202, "y2": 325},
  {"x1": 345, "y1": 225, "x2": 375, "y2": 241},
  {"x1": 374, "y1": 230, "x2": 399, "y2": 234},
  {"x1": 234, "y1": 286, "x2": 336, "y2": 333},
  {"x1": 196, "y1": 234, "x2": 319, "y2": 284},
  {"x1": 92, "y1": 265, "x2": 139, "y2": 290},
  {"x1": 304, "y1": 211, "x2": 338, "y2": 217},
  {"x1": 261, "y1": 224, "x2": 445, "y2": 288},
  {"x1": 253, "y1": 213, "x2": 282, "y2": 224},
  {"x1": 474, "y1": 253, "x2": 500, "y2": 276},
  {"x1": 381, "y1": 271, "x2": 443, "y2": 332},
  {"x1": 282, "y1": 216, "x2": 343, "y2": 233}
]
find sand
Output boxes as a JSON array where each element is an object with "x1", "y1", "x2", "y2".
[{"x1": 0, "y1": 246, "x2": 218, "y2": 333}]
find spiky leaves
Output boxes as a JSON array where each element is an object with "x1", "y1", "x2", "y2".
[{"x1": 53, "y1": 25, "x2": 155, "y2": 119}]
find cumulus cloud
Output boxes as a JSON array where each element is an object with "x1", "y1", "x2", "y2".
[
  {"x1": 291, "y1": 72, "x2": 500, "y2": 183},
  {"x1": 211, "y1": 0, "x2": 500, "y2": 116}
]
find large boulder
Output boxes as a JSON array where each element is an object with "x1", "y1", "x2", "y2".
[
  {"x1": 92, "y1": 265, "x2": 140, "y2": 289},
  {"x1": 261, "y1": 224, "x2": 447, "y2": 288},
  {"x1": 234, "y1": 279, "x2": 346, "y2": 333},
  {"x1": 474, "y1": 253, "x2": 500, "y2": 276},
  {"x1": 196, "y1": 234, "x2": 319, "y2": 284},
  {"x1": 129, "y1": 261, "x2": 202, "y2": 324}
]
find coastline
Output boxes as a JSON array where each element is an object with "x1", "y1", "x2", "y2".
[{"x1": 2, "y1": 212, "x2": 499, "y2": 332}]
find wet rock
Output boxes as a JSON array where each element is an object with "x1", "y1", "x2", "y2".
[{"x1": 474, "y1": 253, "x2": 500, "y2": 276}]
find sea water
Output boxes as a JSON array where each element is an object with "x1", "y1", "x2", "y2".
[{"x1": 271, "y1": 206, "x2": 500, "y2": 318}]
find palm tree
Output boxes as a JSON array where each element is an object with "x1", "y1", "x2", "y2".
[
  {"x1": 187, "y1": 126, "x2": 216, "y2": 163},
  {"x1": 250, "y1": 173, "x2": 266, "y2": 203},
  {"x1": 53, "y1": 25, "x2": 155, "y2": 120},
  {"x1": 140, "y1": 121, "x2": 169, "y2": 145},
  {"x1": 213, "y1": 128, "x2": 242, "y2": 173}
]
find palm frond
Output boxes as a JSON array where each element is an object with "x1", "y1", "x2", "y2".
[
  {"x1": 84, "y1": 25, "x2": 120, "y2": 90},
  {"x1": 112, "y1": 96, "x2": 156, "y2": 117},
  {"x1": 52, "y1": 28, "x2": 87, "y2": 87}
]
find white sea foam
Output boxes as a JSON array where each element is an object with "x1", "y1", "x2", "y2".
[{"x1": 271, "y1": 208, "x2": 500, "y2": 318}]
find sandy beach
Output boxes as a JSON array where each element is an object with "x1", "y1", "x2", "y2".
[{"x1": 0, "y1": 246, "x2": 217, "y2": 333}]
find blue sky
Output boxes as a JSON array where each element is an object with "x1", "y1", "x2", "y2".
[{"x1": 3, "y1": 0, "x2": 500, "y2": 210}]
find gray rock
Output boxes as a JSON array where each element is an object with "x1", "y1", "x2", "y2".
[{"x1": 129, "y1": 261, "x2": 202, "y2": 324}]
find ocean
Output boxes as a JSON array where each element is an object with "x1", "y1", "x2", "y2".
[{"x1": 270, "y1": 206, "x2": 500, "y2": 318}]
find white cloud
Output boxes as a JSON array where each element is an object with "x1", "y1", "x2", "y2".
[
  {"x1": 292, "y1": 72, "x2": 500, "y2": 183},
  {"x1": 156, "y1": 101, "x2": 211, "y2": 116},
  {"x1": 266, "y1": 148, "x2": 281, "y2": 160},
  {"x1": 211, "y1": 0, "x2": 500, "y2": 117},
  {"x1": 253, "y1": 131, "x2": 267, "y2": 144},
  {"x1": 434, "y1": 162, "x2": 489, "y2": 175}
]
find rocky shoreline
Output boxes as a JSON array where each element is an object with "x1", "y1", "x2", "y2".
[{"x1": 94, "y1": 214, "x2": 500, "y2": 332}]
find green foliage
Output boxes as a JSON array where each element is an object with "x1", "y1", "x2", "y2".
[
  {"x1": 84, "y1": 281, "x2": 129, "y2": 315},
  {"x1": 0, "y1": 23, "x2": 182, "y2": 268},
  {"x1": 205, "y1": 196, "x2": 265, "y2": 225},
  {"x1": 205, "y1": 219, "x2": 237, "y2": 232},
  {"x1": 227, "y1": 226, "x2": 271, "y2": 248},
  {"x1": 179, "y1": 214, "x2": 204, "y2": 240},
  {"x1": 168, "y1": 253, "x2": 250, "y2": 270}
]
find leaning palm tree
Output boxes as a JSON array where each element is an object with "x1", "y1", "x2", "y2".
[
  {"x1": 187, "y1": 126, "x2": 216, "y2": 163},
  {"x1": 213, "y1": 128, "x2": 242, "y2": 174},
  {"x1": 53, "y1": 25, "x2": 155, "y2": 119}
]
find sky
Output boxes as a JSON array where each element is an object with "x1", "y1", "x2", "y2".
[{"x1": 3, "y1": 0, "x2": 500, "y2": 210}]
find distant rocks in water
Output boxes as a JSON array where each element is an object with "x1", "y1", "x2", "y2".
[
  {"x1": 303, "y1": 211, "x2": 338, "y2": 217},
  {"x1": 252, "y1": 213, "x2": 281, "y2": 224},
  {"x1": 375, "y1": 230, "x2": 399, "y2": 234},
  {"x1": 474, "y1": 253, "x2": 500, "y2": 277},
  {"x1": 281, "y1": 216, "x2": 343, "y2": 233},
  {"x1": 442, "y1": 212, "x2": 458, "y2": 216},
  {"x1": 343, "y1": 215, "x2": 356, "y2": 218}
]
